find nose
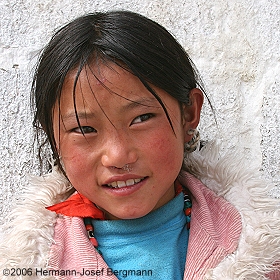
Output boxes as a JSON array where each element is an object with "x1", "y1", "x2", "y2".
[{"x1": 101, "y1": 132, "x2": 138, "y2": 169}]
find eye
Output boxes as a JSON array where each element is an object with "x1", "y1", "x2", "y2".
[
  {"x1": 72, "y1": 126, "x2": 97, "y2": 134},
  {"x1": 131, "y1": 113, "x2": 154, "y2": 124}
]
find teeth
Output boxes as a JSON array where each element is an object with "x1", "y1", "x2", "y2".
[
  {"x1": 125, "y1": 179, "x2": 135, "y2": 186},
  {"x1": 117, "y1": 181, "x2": 126, "y2": 188},
  {"x1": 107, "y1": 178, "x2": 143, "y2": 188},
  {"x1": 110, "y1": 181, "x2": 118, "y2": 188}
]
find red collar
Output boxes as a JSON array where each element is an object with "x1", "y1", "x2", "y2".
[{"x1": 46, "y1": 193, "x2": 105, "y2": 220}]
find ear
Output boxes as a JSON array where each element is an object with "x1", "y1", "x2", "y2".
[{"x1": 182, "y1": 88, "x2": 204, "y2": 143}]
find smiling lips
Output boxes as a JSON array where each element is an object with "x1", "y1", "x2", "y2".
[{"x1": 106, "y1": 177, "x2": 146, "y2": 188}]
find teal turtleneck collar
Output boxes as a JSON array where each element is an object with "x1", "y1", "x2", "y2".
[{"x1": 92, "y1": 192, "x2": 189, "y2": 279}]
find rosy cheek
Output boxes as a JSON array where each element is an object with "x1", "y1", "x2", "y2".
[
  {"x1": 146, "y1": 130, "x2": 181, "y2": 167},
  {"x1": 61, "y1": 149, "x2": 87, "y2": 177}
]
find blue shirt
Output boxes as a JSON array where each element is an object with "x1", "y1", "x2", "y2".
[{"x1": 92, "y1": 193, "x2": 189, "y2": 279}]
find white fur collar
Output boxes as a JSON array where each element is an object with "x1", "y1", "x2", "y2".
[
  {"x1": 184, "y1": 142, "x2": 280, "y2": 279},
  {"x1": 0, "y1": 169, "x2": 73, "y2": 279},
  {"x1": 0, "y1": 142, "x2": 279, "y2": 279}
]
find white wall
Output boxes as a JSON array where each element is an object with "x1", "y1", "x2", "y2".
[{"x1": 0, "y1": 0, "x2": 279, "y2": 225}]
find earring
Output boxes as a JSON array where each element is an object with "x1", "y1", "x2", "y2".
[{"x1": 184, "y1": 129, "x2": 200, "y2": 153}]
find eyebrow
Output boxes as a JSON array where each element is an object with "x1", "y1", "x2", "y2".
[
  {"x1": 122, "y1": 97, "x2": 160, "y2": 110},
  {"x1": 61, "y1": 97, "x2": 160, "y2": 121},
  {"x1": 61, "y1": 111, "x2": 96, "y2": 121}
]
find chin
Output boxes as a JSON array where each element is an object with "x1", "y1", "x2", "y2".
[{"x1": 106, "y1": 207, "x2": 152, "y2": 220}]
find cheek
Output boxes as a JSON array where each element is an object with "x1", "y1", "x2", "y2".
[
  {"x1": 60, "y1": 144, "x2": 92, "y2": 180},
  {"x1": 145, "y1": 129, "x2": 184, "y2": 170},
  {"x1": 63, "y1": 156, "x2": 84, "y2": 182}
]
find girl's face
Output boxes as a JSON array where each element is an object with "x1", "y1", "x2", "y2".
[{"x1": 53, "y1": 63, "x2": 202, "y2": 220}]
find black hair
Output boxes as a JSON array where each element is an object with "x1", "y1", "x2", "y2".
[{"x1": 31, "y1": 10, "x2": 206, "y2": 172}]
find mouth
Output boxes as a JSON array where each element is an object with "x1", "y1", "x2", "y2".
[{"x1": 105, "y1": 177, "x2": 146, "y2": 189}]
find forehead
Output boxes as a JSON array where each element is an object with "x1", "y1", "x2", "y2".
[{"x1": 59, "y1": 62, "x2": 160, "y2": 110}]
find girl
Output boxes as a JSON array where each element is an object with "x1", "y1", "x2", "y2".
[{"x1": 1, "y1": 11, "x2": 279, "y2": 280}]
